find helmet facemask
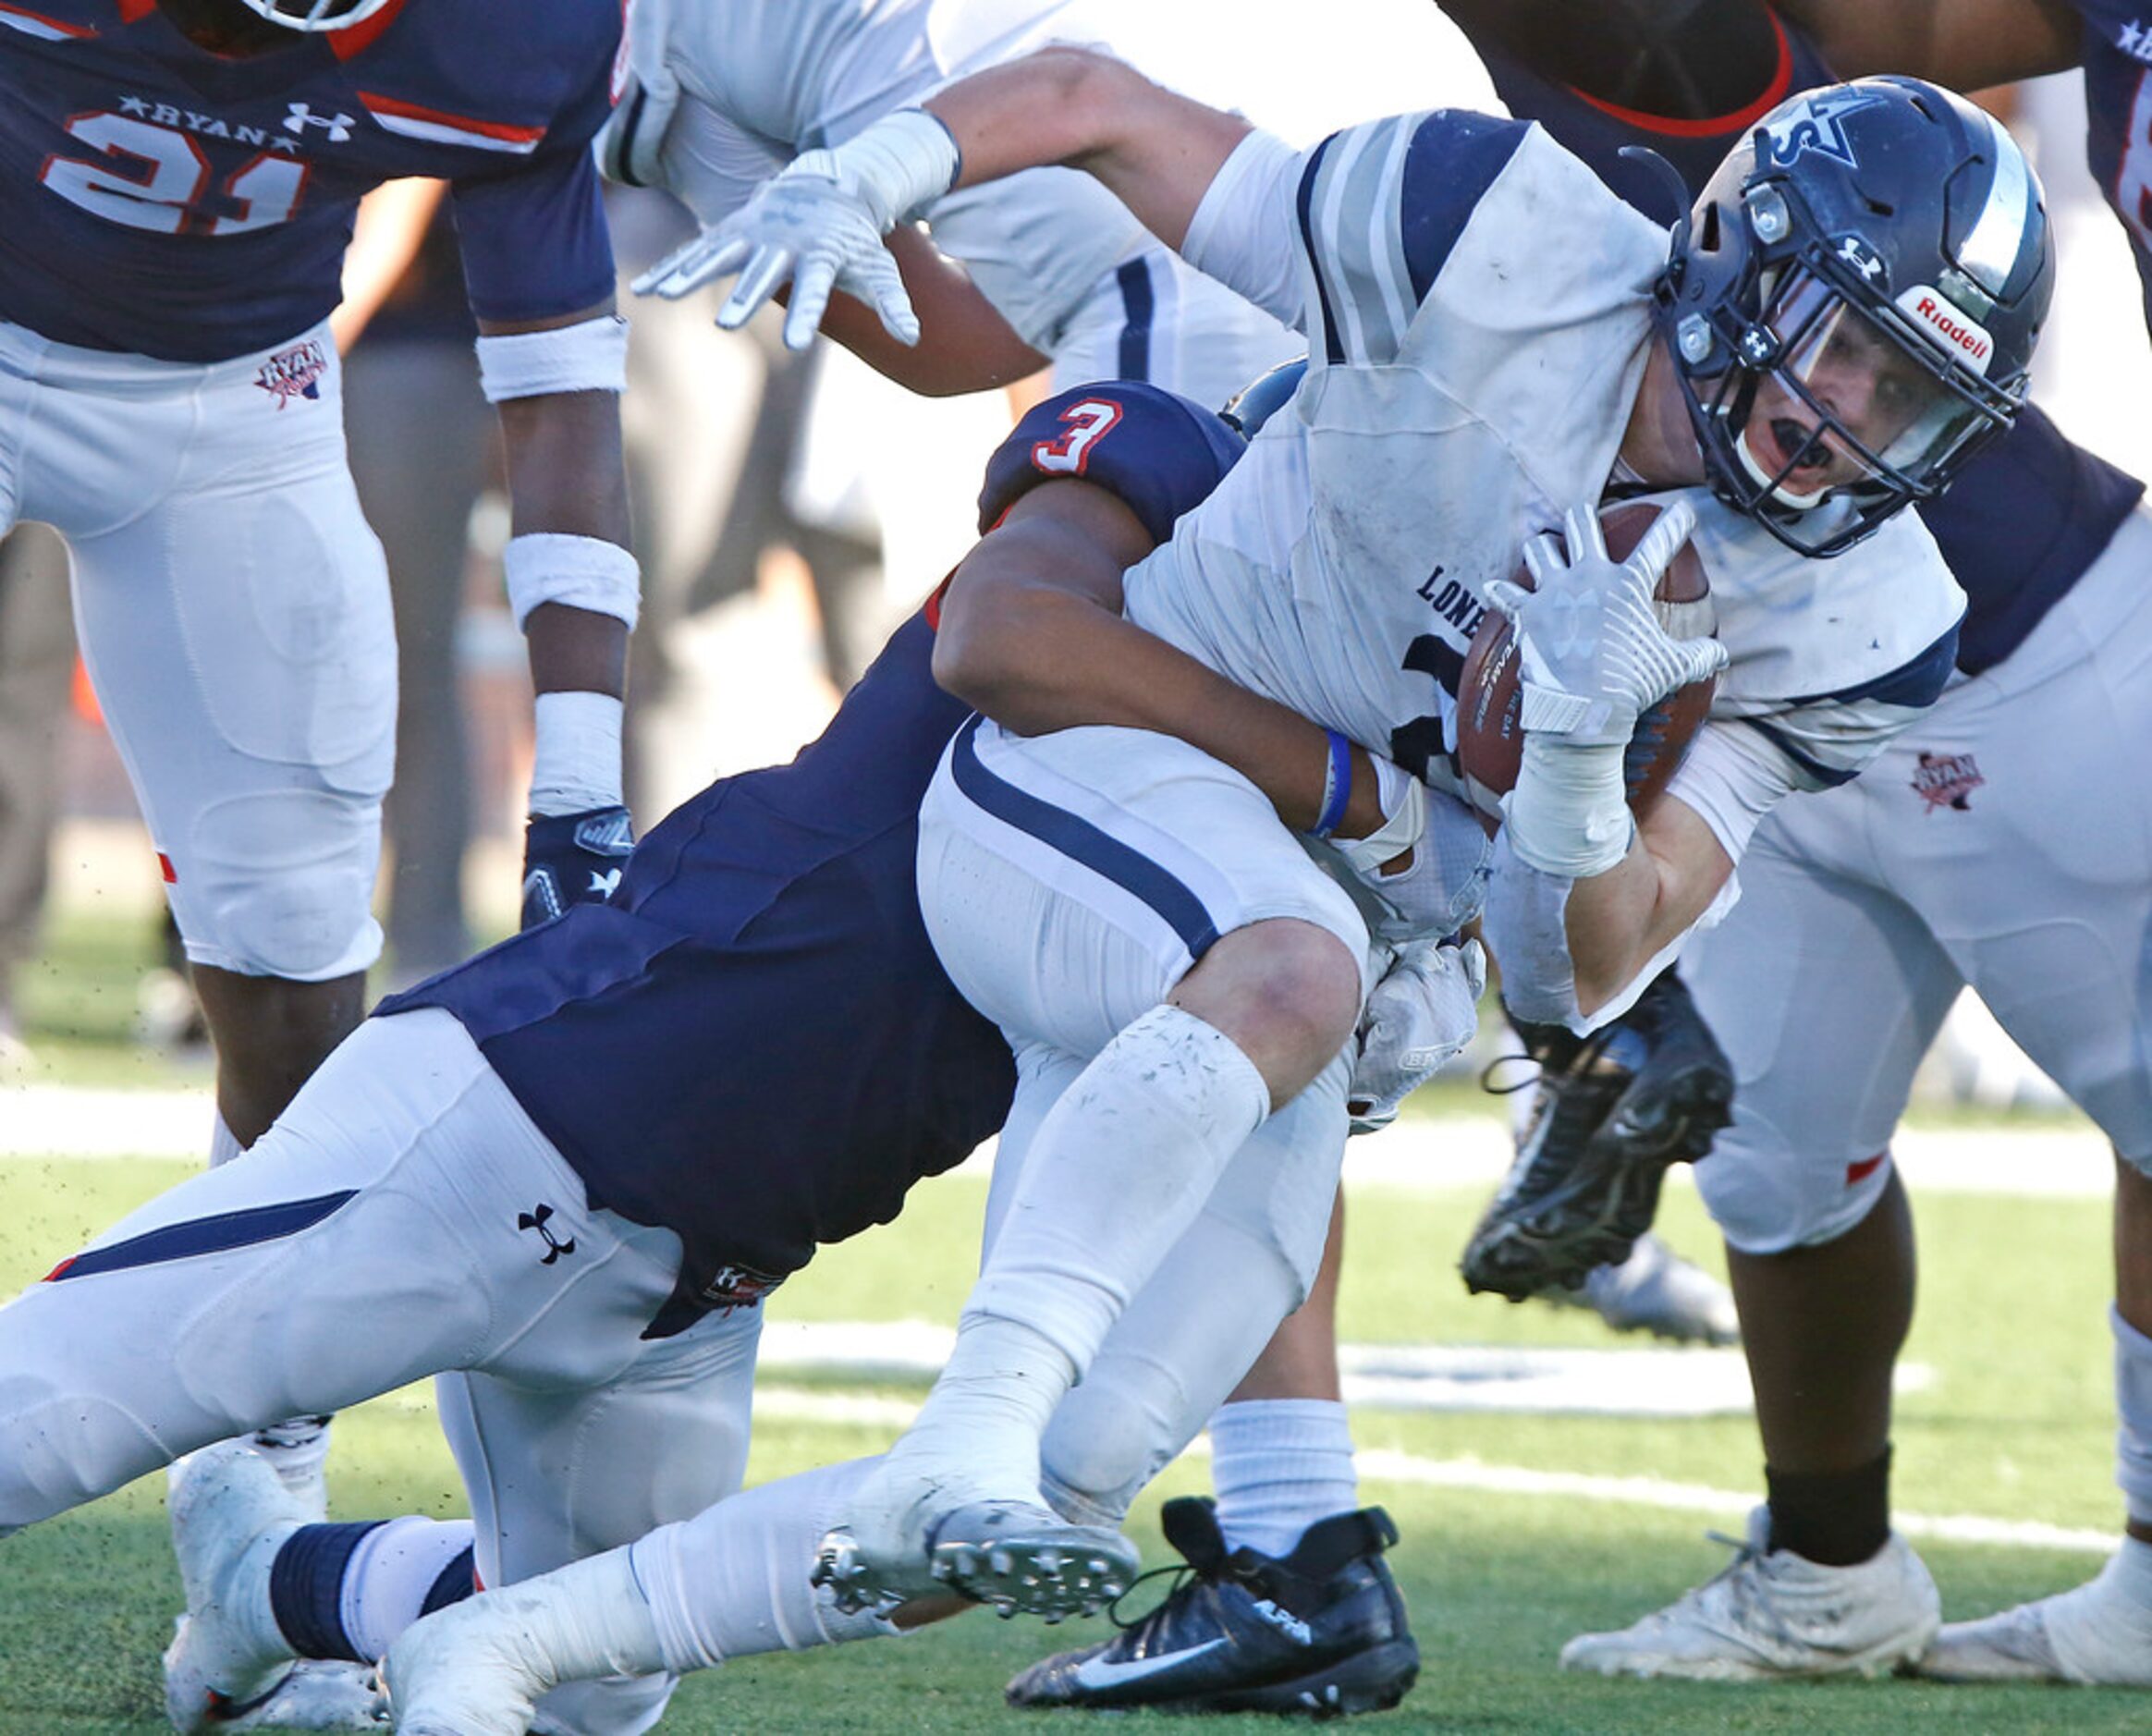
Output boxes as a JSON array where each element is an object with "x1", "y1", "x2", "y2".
[{"x1": 230, "y1": 0, "x2": 396, "y2": 32}]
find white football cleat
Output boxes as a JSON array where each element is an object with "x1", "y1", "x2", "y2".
[
  {"x1": 813, "y1": 1456, "x2": 1138, "y2": 1621},
  {"x1": 383, "y1": 1548, "x2": 663, "y2": 1736},
  {"x1": 1571, "y1": 1233, "x2": 1741, "y2": 1346},
  {"x1": 164, "y1": 1442, "x2": 380, "y2": 1731},
  {"x1": 1916, "y1": 1542, "x2": 2152, "y2": 1684},
  {"x1": 1560, "y1": 1510, "x2": 1939, "y2": 1681}
]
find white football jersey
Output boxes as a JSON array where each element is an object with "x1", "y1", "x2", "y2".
[
  {"x1": 645, "y1": 0, "x2": 1158, "y2": 349},
  {"x1": 1129, "y1": 113, "x2": 1965, "y2": 855}
]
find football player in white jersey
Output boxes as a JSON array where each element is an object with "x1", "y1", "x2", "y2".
[
  {"x1": 373, "y1": 55, "x2": 2055, "y2": 1727},
  {"x1": 679, "y1": 48, "x2": 2049, "y2": 1622}
]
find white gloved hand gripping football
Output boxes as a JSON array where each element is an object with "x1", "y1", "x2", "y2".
[{"x1": 1481, "y1": 499, "x2": 1726, "y2": 748}]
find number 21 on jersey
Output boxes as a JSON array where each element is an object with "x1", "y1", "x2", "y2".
[{"x1": 43, "y1": 112, "x2": 307, "y2": 235}]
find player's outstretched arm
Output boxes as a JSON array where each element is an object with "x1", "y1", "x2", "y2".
[
  {"x1": 1771, "y1": 0, "x2": 2080, "y2": 88},
  {"x1": 478, "y1": 301, "x2": 640, "y2": 926},
  {"x1": 642, "y1": 48, "x2": 1250, "y2": 351}
]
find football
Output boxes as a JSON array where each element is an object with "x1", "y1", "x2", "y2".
[{"x1": 1454, "y1": 500, "x2": 1718, "y2": 816}]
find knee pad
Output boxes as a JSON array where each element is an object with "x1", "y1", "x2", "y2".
[
  {"x1": 177, "y1": 789, "x2": 382, "y2": 980},
  {"x1": 1693, "y1": 1113, "x2": 1892, "y2": 1255}
]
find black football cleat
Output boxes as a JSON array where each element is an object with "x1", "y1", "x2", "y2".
[
  {"x1": 1004, "y1": 1498, "x2": 1418, "y2": 1718},
  {"x1": 1460, "y1": 968, "x2": 1734, "y2": 1302}
]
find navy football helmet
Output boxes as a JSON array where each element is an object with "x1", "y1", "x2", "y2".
[
  {"x1": 1655, "y1": 78, "x2": 2052, "y2": 556},
  {"x1": 234, "y1": 0, "x2": 395, "y2": 31}
]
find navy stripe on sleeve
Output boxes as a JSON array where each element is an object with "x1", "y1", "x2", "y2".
[
  {"x1": 1788, "y1": 621, "x2": 1961, "y2": 709},
  {"x1": 1740, "y1": 719, "x2": 1861, "y2": 789},
  {"x1": 1296, "y1": 133, "x2": 1348, "y2": 366},
  {"x1": 1116, "y1": 259, "x2": 1155, "y2": 381},
  {"x1": 1400, "y1": 113, "x2": 1533, "y2": 302}
]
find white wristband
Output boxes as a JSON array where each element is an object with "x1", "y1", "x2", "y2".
[
  {"x1": 824, "y1": 107, "x2": 961, "y2": 225},
  {"x1": 1500, "y1": 736, "x2": 1634, "y2": 878},
  {"x1": 475, "y1": 314, "x2": 630, "y2": 403},
  {"x1": 504, "y1": 533, "x2": 641, "y2": 632},
  {"x1": 530, "y1": 690, "x2": 624, "y2": 817}
]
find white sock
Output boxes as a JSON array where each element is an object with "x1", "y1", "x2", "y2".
[
  {"x1": 209, "y1": 1112, "x2": 246, "y2": 1168},
  {"x1": 953, "y1": 1004, "x2": 1268, "y2": 1432},
  {"x1": 629, "y1": 1458, "x2": 897, "y2": 1672},
  {"x1": 2114, "y1": 1305, "x2": 2152, "y2": 1527},
  {"x1": 1208, "y1": 1399, "x2": 1359, "y2": 1559},
  {"x1": 341, "y1": 1518, "x2": 479, "y2": 1663},
  {"x1": 2104, "y1": 1534, "x2": 2152, "y2": 1611}
]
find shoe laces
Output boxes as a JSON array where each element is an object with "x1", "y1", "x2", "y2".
[{"x1": 1101, "y1": 1559, "x2": 1208, "y2": 1632}]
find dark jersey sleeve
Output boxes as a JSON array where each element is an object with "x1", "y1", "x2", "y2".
[
  {"x1": 448, "y1": 17, "x2": 618, "y2": 325},
  {"x1": 979, "y1": 381, "x2": 1247, "y2": 544}
]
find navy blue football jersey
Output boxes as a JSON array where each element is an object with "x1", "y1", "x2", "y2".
[
  {"x1": 2079, "y1": 0, "x2": 2152, "y2": 331},
  {"x1": 1468, "y1": 7, "x2": 2143, "y2": 677},
  {"x1": 381, "y1": 381, "x2": 1245, "y2": 1326},
  {"x1": 0, "y1": 0, "x2": 618, "y2": 361}
]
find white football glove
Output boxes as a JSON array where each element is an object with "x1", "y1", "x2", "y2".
[
  {"x1": 1480, "y1": 500, "x2": 1726, "y2": 747},
  {"x1": 632, "y1": 110, "x2": 959, "y2": 351},
  {"x1": 1329, "y1": 756, "x2": 1492, "y2": 944},
  {"x1": 1348, "y1": 937, "x2": 1486, "y2": 1133}
]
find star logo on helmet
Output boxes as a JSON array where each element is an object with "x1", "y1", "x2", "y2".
[{"x1": 1758, "y1": 90, "x2": 1885, "y2": 171}]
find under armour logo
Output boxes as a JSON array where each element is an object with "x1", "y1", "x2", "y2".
[
  {"x1": 517, "y1": 1204, "x2": 577, "y2": 1265},
  {"x1": 1836, "y1": 234, "x2": 1887, "y2": 285},
  {"x1": 588, "y1": 866, "x2": 622, "y2": 899},
  {"x1": 285, "y1": 102, "x2": 356, "y2": 142}
]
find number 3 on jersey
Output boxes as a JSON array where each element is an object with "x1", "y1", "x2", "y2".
[
  {"x1": 42, "y1": 113, "x2": 306, "y2": 236},
  {"x1": 1031, "y1": 397, "x2": 1124, "y2": 476}
]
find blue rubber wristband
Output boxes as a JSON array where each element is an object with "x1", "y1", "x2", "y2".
[{"x1": 1314, "y1": 729, "x2": 1353, "y2": 837}]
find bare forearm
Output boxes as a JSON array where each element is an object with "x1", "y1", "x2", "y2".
[
  {"x1": 935, "y1": 494, "x2": 1384, "y2": 837},
  {"x1": 1560, "y1": 798, "x2": 1730, "y2": 1013},
  {"x1": 816, "y1": 227, "x2": 1048, "y2": 394},
  {"x1": 1773, "y1": 0, "x2": 2081, "y2": 86},
  {"x1": 924, "y1": 48, "x2": 1249, "y2": 252}
]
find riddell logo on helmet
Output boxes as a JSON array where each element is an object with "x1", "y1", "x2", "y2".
[{"x1": 1895, "y1": 286, "x2": 1992, "y2": 375}]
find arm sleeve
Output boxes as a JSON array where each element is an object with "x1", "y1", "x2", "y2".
[
  {"x1": 452, "y1": 48, "x2": 619, "y2": 326},
  {"x1": 975, "y1": 382, "x2": 1244, "y2": 540},
  {"x1": 651, "y1": 99, "x2": 789, "y2": 228},
  {"x1": 1660, "y1": 719, "x2": 1806, "y2": 863},
  {"x1": 1181, "y1": 128, "x2": 1309, "y2": 331}
]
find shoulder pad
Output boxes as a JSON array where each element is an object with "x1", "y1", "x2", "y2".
[{"x1": 977, "y1": 381, "x2": 1244, "y2": 547}]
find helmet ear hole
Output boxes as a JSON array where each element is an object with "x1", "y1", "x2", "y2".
[{"x1": 1698, "y1": 203, "x2": 1722, "y2": 251}]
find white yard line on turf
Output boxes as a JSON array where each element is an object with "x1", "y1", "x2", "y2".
[
  {"x1": 739, "y1": 1386, "x2": 2118, "y2": 1558},
  {"x1": 0, "y1": 1082, "x2": 2120, "y2": 1197}
]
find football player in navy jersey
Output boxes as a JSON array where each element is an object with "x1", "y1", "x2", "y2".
[
  {"x1": 0, "y1": 380, "x2": 1468, "y2": 1734},
  {"x1": 0, "y1": 0, "x2": 636, "y2": 1721},
  {"x1": 0, "y1": 0, "x2": 636, "y2": 1604},
  {"x1": 1427, "y1": 0, "x2": 2152, "y2": 1690}
]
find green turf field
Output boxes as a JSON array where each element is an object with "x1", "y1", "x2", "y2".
[{"x1": 0, "y1": 1150, "x2": 2137, "y2": 1734}]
